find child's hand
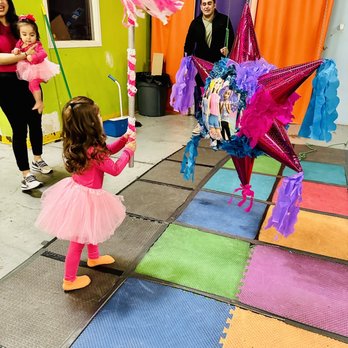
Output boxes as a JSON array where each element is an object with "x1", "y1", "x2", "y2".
[
  {"x1": 25, "y1": 44, "x2": 37, "y2": 56},
  {"x1": 125, "y1": 140, "x2": 136, "y2": 152},
  {"x1": 26, "y1": 54, "x2": 33, "y2": 62},
  {"x1": 12, "y1": 48, "x2": 20, "y2": 55},
  {"x1": 125, "y1": 130, "x2": 136, "y2": 141}
]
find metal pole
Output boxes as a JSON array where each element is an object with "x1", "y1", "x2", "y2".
[{"x1": 128, "y1": 26, "x2": 135, "y2": 168}]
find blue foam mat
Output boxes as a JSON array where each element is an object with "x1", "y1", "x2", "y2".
[
  {"x1": 283, "y1": 161, "x2": 347, "y2": 186},
  {"x1": 72, "y1": 278, "x2": 232, "y2": 348},
  {"x1": 204, "y1": 168, "x2": 277, "y2": 201},
  {"x1": 176, "y1": 191, "x2": 268, "y2": 239}
]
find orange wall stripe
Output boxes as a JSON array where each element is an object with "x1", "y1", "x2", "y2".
[
  {"x1": 254, "y1": 0, "x2": 334, "y2": 123},
  {"x1": 151, "y1": 0, "x2": 195, "y2": 110}
]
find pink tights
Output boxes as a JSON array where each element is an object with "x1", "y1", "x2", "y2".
[
  {"x1": 28, "y1": 78, "x2": 43, "y2": 93},
  {"x1": 64, "y1": 241, "x2": 100, "y2": 281}
]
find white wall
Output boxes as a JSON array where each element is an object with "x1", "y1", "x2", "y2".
[{"x1": 323, "y1": 0, "x2": 348, "y2": 125}]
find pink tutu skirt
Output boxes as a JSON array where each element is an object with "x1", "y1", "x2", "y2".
[
  {"x1": 35, "y1": 178, "x2": 126, "y2": 245},
  {"x1": 17, "y1": 59, "x2": 60, "y2": 82}
]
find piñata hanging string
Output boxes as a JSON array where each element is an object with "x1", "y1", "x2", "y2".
[{"x1": 224, "y1": 0, "x2": 232, "y2": 51}]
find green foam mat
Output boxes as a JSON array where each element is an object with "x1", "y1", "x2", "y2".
[
  {"x1": 223, "y1": 155, "x2": 281, "y2": 176},
  {"x1": 135, "y1": 224, "x2": 250, "y2": 299}
]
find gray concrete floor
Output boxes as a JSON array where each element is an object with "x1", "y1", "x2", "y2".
[{"x1": 0, "y1": 115, "x2": 346, "y2": 280}]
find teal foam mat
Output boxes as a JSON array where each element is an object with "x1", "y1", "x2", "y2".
[
  {"x1": 283, "y1": 161, "x2": 347, "y2": 186},
  {"x1": 204, "y1": 168, "x2": 277, "y2": 201}
]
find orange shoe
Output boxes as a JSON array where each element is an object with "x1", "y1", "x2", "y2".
[
  {"x1": 87, "y1": 255, "x2": 115, "y2": 267},
  {"x1": 62, "y1": 275, "x2": 91, "y2": 292}
]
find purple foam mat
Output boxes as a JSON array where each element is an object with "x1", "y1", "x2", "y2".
[{"x1": 238, "y1": 245, "x2": 348, "y2": 337}]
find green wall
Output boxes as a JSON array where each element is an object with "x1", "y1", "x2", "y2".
[{"x1": 0, "y1": 0, "x2": 150, "y2": 143}]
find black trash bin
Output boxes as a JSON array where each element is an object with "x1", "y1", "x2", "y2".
[{"x1": 136, "y1": 72, "x2": 171, "y2": 116}]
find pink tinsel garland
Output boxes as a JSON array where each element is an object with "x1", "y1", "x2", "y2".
[{"x1": 121, "y1": 0, "x2": 183, "y2": 27}]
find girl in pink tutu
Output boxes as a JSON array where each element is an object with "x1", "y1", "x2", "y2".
[
  {"x1": 12, "y1": 14, "x2": 59, "y2": 114},
  {"x1": 35, "y1": 96, "x2": 136, "y2": 291}
]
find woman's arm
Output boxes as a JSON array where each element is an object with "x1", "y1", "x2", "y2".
[
  {"x1": 0, "y1": 44, "x2": 37, "y2": 65},
  {"x1": 0, "y1": 52, "x2": 26, "y2": 65}
]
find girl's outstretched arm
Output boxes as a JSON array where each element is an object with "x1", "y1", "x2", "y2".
[
  {"x1": 96, "y1": 145, "x2": 134, "y2": 176},
  {"x1": 107, "y1": 127, "x2": 136, "y2": 154},
  {"x1": 107, "y1": 135, "x2": 128, "y2": 154}
]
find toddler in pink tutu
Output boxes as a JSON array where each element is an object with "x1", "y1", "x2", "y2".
[
  {"x1": 12, "y1": 14, "x2": 59, "y2": 114},
  {"x1": 35, "y1": 96, "x2": 136, "y2": 291}
]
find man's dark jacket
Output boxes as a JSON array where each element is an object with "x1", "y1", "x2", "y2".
[{"x1": 184, "y1": 10, "x2": 234, "y2": 63}]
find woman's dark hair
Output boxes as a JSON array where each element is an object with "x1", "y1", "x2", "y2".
[
  {"x1": 61, "y1": 96, "x2": 110, "y2": 174},
  {"x1": 17, "y1": 16, "x2": 40, "y2": 41},
  {"x1": 5, "y1": 0, "x2": 19, "y2": 39}
]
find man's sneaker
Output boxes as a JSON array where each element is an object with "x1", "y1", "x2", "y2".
[
  {"x1": 21, "y1": 174, "x2": 42, "y2": 191},
  {"x1": 31, "y1": 160, "x2": 52, "y2": 174}
]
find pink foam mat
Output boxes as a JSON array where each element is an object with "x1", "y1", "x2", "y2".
[{"x1": 238, "y1": 245, "x2": 348, "y2": 337}]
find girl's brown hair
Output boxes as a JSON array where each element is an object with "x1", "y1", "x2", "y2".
[{"x1": 61, "y1": 96, "x2": 110, "y2": 174}]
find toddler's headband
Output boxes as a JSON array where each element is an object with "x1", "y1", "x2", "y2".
[{"x1": 18, "y1": 14, "x2": 36, "y2": 22}]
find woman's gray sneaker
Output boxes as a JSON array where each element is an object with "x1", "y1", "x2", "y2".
[
  {"x1": 21, "y1": 174, "x2": 42, "y2": 191},
  {"x1": 31, "y1": 160, "x2": 53, "y2": 174}
]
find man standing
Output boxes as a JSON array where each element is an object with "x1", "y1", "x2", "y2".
[
  {"x1": 185, "y1": 0, "x2": 234, "y2": 62},
  {"x1": 184, "y1": 0, "x2": 234, "y2": 116}
]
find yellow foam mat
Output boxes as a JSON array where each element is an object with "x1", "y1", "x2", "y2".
[
  {"x1": 220, "y1": 307, "x2": 347, "y2": 348},
  {"x1": 259, "y1": 206, "x2": 348, "y2": 261}
]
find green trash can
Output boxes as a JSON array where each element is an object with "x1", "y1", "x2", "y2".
[{"x1": 136, "y1": 73, "x2": 171, "y2": 116}]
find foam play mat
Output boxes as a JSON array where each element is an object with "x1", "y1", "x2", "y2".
[
  {"x1": 1, "y1": 142, "x2": 347, "y2": 347},
  {"x1": 272, "y1": 179, "x2": 348, "y2": 216},
  {"x1": 135, "y1": 224, "x2": 251, "y2": 298},
  {"x1": 283, "y1": 160, "x2": 347, "y2": 186},
  {"x1": 72, "y1": 278, "x2": 232, "y2": 348},
  {"x1": 176, "y1": 190, "x2": 268, "y2": 239},
  {"x1": 204, "y1": 168, "x2": 277, "y2": 201},
  {"x1": 259, "y1": 206, "x2": 348, "y2": 260},
  {"x1": 238, "y1": 245, "x2": 348, "y2": 337},
  {"x1": 224, "y1": 155, "x2": 282, "y2": 176},
  {"x1": 220, "y1": 307, "x2": 347, "y2": 347}
]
